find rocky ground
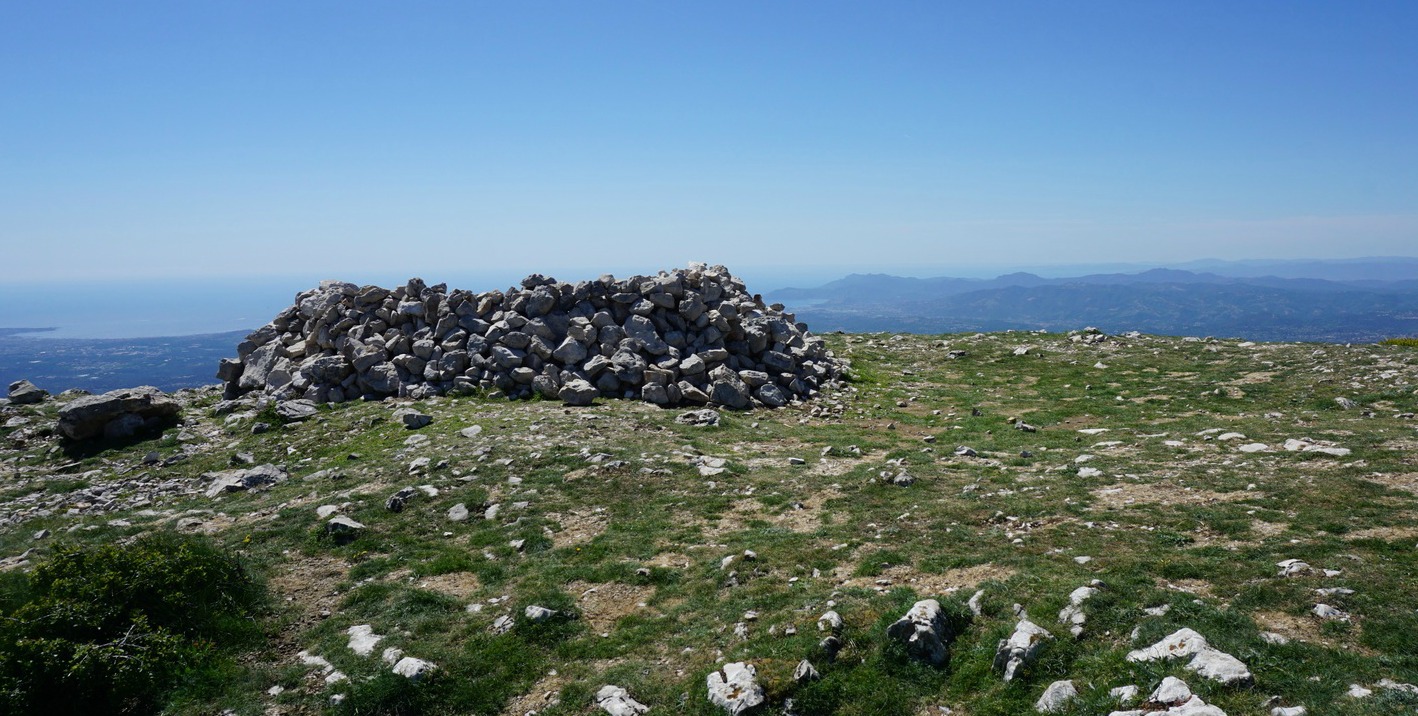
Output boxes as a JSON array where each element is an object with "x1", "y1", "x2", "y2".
[{"x1": 2, "y1": 329, "x2": 1417, "y2": 715}]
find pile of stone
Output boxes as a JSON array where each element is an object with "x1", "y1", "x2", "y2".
[{"x1": 217, "y1": 264, "x2": 844, "y2": 409}]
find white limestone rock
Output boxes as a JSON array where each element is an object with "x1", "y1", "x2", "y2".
[
  {"x1": 595, "y1": 684, "x2": 650, "y2": 715},
  {"x1": 1109, "y1": 684, "x2": 1139, "y2": 703},
  {"x1": 1035, "y1": 680, "x2": 1077, "y2": 713},
  {"x1": 995, "y1": 618, "x2": 1053, "y2": 681},
  {"x1": 1127, "y1": 628, "x2": 1209, "y2": 662},
  {"x1": 887, "y1": 599, "x2": 953, "y2": 666},
  {"x1": 1151, "y1": 676, "x2": 1193, "y2": 705},
  {"x1": 706, "y1": 662, "x2": 765, "y2": 715},
  {"x1": 1186, "y1": 648, "x2": 1253, "y2": 686},
  {"x1": 391, "y1": 656, "x2": 436, "y2": 680},
  {"x1": 346, "y1": 624, "x2": 383, "y2": 657}
]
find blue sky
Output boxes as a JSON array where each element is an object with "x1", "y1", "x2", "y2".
[{"x1": 3, "y1": 1, "x2": 1417, "y2": 284}]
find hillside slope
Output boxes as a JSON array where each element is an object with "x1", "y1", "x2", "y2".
[{"x1": 2, "y1": 331, "x2": 1417, "y2": 715}]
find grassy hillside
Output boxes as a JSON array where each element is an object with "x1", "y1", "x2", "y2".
[{"x1": 2, "y1": 330, "x2": 1417, "y2": 715}]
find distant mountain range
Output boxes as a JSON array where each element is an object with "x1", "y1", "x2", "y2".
[
  {"x1": 4, "y1": 258, "x2": 1418, "y2": 396},
  {"x1": 764, "y1": 260, "x2": 1418, "y2": 342}
]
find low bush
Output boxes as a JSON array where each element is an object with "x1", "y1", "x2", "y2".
[{"x1": 0, "y1": 532, "x2": 264, "y2": 715}]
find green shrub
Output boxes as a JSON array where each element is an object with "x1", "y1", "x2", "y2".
[
  {"x1": 0, "y1": 532, "x2": 264, "y2": 715},
  {"x1": 1379, "y1": 337, "x2": 1418, "y2": 347}
]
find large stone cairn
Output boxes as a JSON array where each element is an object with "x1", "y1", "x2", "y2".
[{"x1": 218, "y1": 264, "x2": 844, "y2": 409}]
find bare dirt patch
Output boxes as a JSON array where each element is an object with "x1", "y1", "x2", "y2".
[
  {"x1": 762, "y1": 487, "x2": 843, "y2": 533},
  {"x1": 1251, "y1": 520, "x2": 1290, "y2": 538},
  {"x1": 699, "y1": 498, "x2": 764, "y2": 540},
  {"x1": 415, "y1": 571, "x2": 481, "y2": 599},
  {"x1": 1227, "y1": 371, "x2": 1278, "y2": 386},
  {"x1": 810, "y1": 458, "x2": 866, "y2": 477},
  {"x1": 1127, "y1": 394, "x2": 1176, "y2": 403},
  {"x1": 1358, "y1": 472, "x2": 1418, "y2": 495},
  {"x1": 1091, "y1": 482, "x2": 1261, "y2": 509},
  {"x1": 548, "y1": 508, "x2": 608, "y2": 547},
  {"x1": 1253, "y1": 610, "x2": 1351, "y2": 649},
  {"x1": 638, "y1": 549, "x2": 688, "y2": 571},
  {"x1": 1048, "y1": 415, "x2": 1108, "y2": 431},
  {"x1": 839, "y1": 563, "x2": 1015, "y2": 595},
  {"x1": 568, "y1": 580, "x2": 657, "y2": 634},
  {"x1": 499, "y1": 670, "x2": 566, "y2": 716},
  {"x1": 1345, "y1": 524, "x2": 1418, "y2": 541},
  {"x1": 267, "y1": 553, "x2": 350, "y2": 655}
]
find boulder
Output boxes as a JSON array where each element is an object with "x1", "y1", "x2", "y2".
[
  {"x1": 1058, "y1": 583, "x2": 1100, "y2": 637},
  {"x1": 524, "y1": 605, "x2": 556, "y2": 622},
  {"x1": 57, "y1": 386, "x2": 180, "y2": 441},
  {"x1": 1186, "y1": 647, "x2": 1253, "y2": 685},
  {"x1": 559, "y1": 379, "x2": 598, "y2": 406},
  {"x1": 447, "y1": 503, "x2": 470, "y2": 522},
  {"x1": 395, "y1": 408, "x2": 432, "y2": 429},
  {"x1": 886, "y1": 599, "x2": 953, "y2": 666},
  {"x1": 1126, "y1": 628, "x2": 1210, "y2": 662},
  {"x1": 7, "y1": 380, "x2": 48, "y2": 405},
  {"x1": 326, "y1": 515, "x2": 365, "y2": 543},
  {"x1": 1036, "y1": 680, "x2": 1077, "y2": 713},
  {"x1": 204, "y1": 464, "x2": 286, "y2": 498},
  {"x1": 793, "y1": 659, "x2": 819, "y2": 684},
  {"x1": 710, "y1": 375, "x2": 752, "y2": 410},
  {"x1": 346, "y1": 624, "x2": 383, "y2": 657}
]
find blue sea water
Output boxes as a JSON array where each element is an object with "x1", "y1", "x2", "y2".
[
  {"x1": 0, "y1": 267, "x2": 831, "y2": 340},
  {"x1": 0, "y1": 278, "x2": 313, "y2": 339}
]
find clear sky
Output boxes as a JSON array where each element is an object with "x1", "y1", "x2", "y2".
[{"x1": 3, "y1": 1, "x2": 1417, "y2": 284}]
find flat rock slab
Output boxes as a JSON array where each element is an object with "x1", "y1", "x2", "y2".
[
  {"x1": 596, "y1": 685, "x2": 650, "y2": 715},
  {"x1": 203, "y1": 464, "x2": 287, "y2": 498},
  {"x1": 57, "y1": 386, "x2": 180, "y2": 440},
  {"x1": 276, "y1": 399, "x2": 319, "y2": 421},
  {"x1": 347, "y1": 624, "x2": 383, "y2": 656},
  {"x1": 1127, "y1": 628, "x2": 1252, "y2": 686}
]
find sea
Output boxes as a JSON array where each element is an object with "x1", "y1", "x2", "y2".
[{"x1": 0, "y1": 266, "x2": 856, "y2": 340}]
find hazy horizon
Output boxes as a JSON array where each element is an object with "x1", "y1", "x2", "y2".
[{"x1": 4, "y1": 255, "x2": 1418, "y2": 340}]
